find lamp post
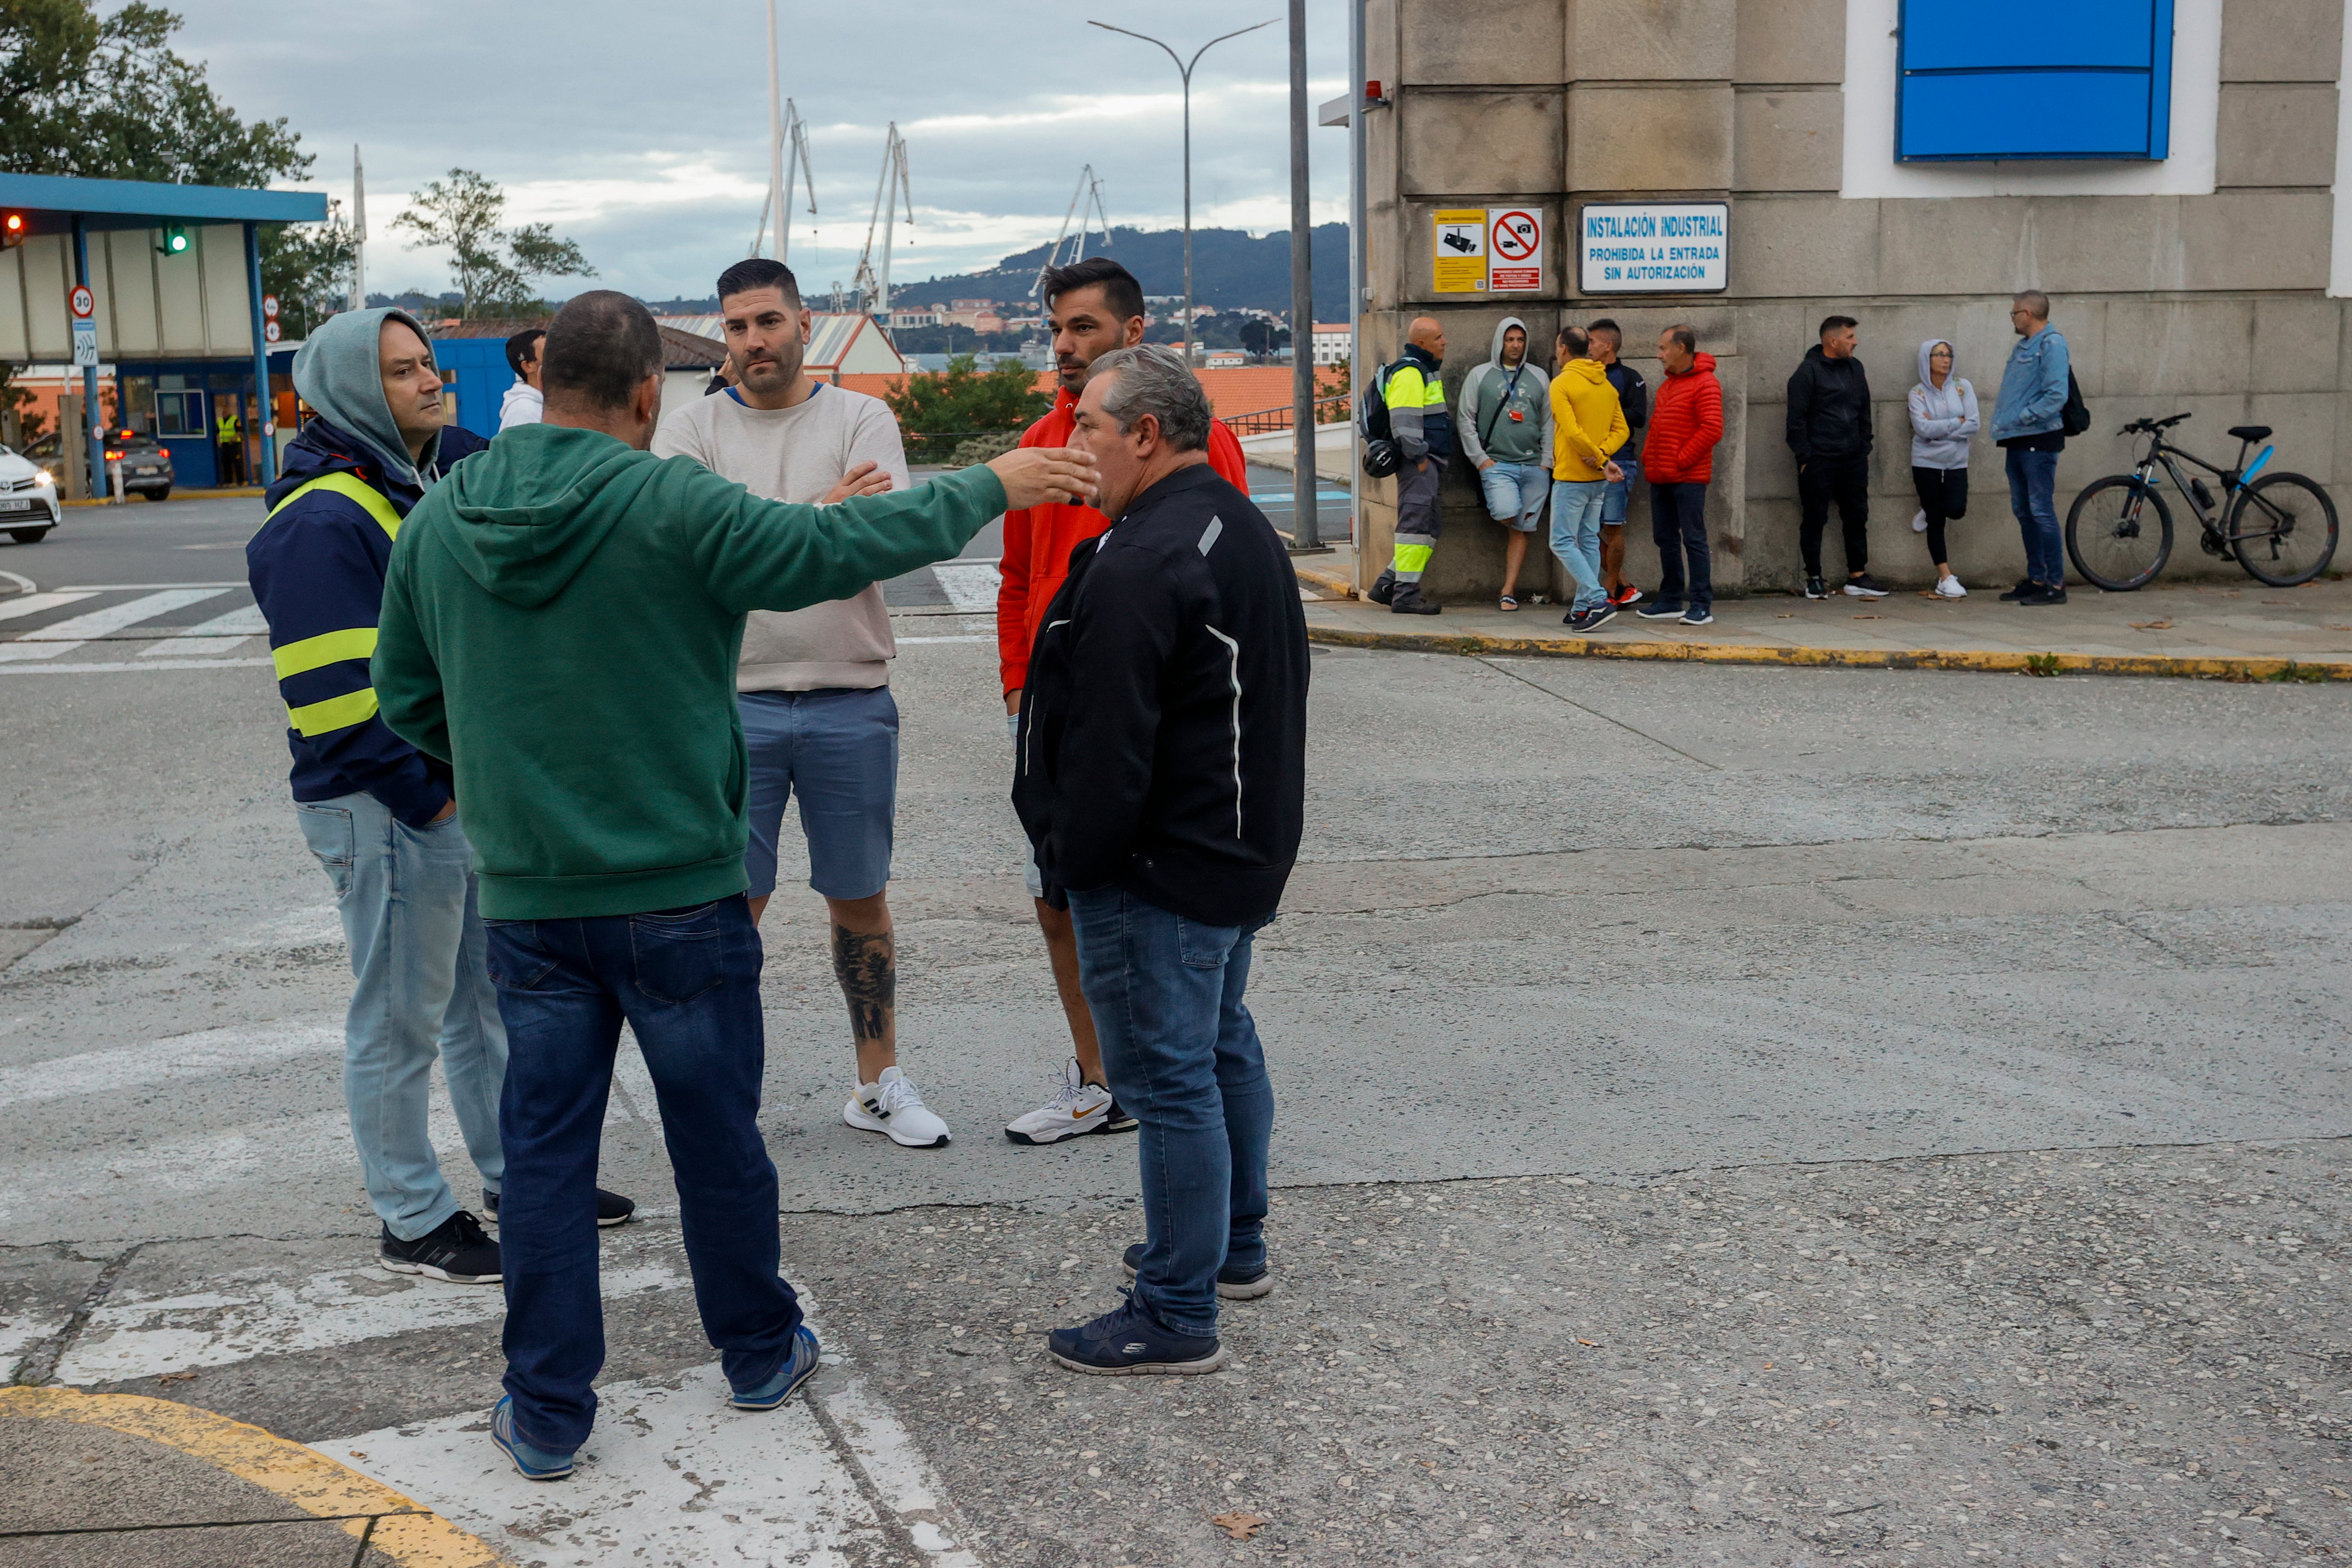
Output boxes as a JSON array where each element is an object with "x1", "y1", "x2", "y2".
[
  {"x1": 1088, "y1": 16, "x2": 1275, "y2": 371},
  {"x1": 1285, "y1": 0, "x2": 1319, "y2": 550}
]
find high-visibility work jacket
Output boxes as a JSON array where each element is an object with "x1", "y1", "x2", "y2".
[
  {"x1": 245, "y1": 416, "x2": 487, "y2": 826},
  {"x1": 218, "y1": 413, "x2": 240, "y2": 443},
  {"x1": 1381, "y1": 344, "x2": 1453, "y2": 465}
]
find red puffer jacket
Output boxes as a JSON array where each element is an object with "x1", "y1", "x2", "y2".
[{"x1": 1642, "y1": 352, "x2": 1724, "y2": 484}]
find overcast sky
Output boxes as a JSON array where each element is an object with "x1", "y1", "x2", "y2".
[{"x1": 172, "y1": 0, "x2": 1352, "y2": 301}]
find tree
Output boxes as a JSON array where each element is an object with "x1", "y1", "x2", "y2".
[
  {"x1": 392, "y1": 170, "x2": 594, "y2": 319},
  {"x1": 260, "y1": 200, "x2": 359, "y2": 340},
  {"x1": 883, "y1": 356, "x2": 1053, "y2": 465}
]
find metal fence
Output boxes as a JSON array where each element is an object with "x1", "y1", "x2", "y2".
[{"x1": 1220, "y1": 393, "x2": 1351, "y2": 438}]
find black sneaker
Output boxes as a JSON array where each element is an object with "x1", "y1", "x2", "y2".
[
  {"x1": 1366, "y1": 569, "x2": 1396, "y2": 606},
  {"x1": 483, "y1": 1188, "x2": 638, "y2": 1228},
  {"x1": 1998, "y1": 578, "x2": 2036, "y2": 602},
  {"x1": 1635, "y1": 600, "x2": 1686, "y2": 620},
  {"x1": 381, "y1": 1210, "x2": 500, "y2": 1283},
  {"x1": 1103, "y1": 1098, "x2": 1139, "y2": 1134},
  {"x1": 1804, "y1": 576, "x2": 1829, "y2": 600},
  {"x1": 1842, "y1": 573, "x2": 1891, "y2": 599},
  {"x1": 1580, "y1": 603, "x2": 1618, "y2": 632},
  {"x1": 1121, "y1": 1243, "x2": 1274, "y2": 1301},
  {"x1": 1048, "y1": 1289, "x2": 1226, "y2": 1376},
  {"x1": 1389, "y1": 583, "x2": 1441, "y2": 616},
  {"x1": 2018, "y1": 585, "x2": 2069, "y2": 606}
]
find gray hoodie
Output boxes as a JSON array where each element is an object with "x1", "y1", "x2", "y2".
[
  {"x1": 1907, "y1": 338, "x2": 1980, "y2": 471},
  {"x1": 290, "y1": 307, "x2": 453, "y2": 491},
  {"x1": 1457, "y1": 316, "x2": 1553, "y2": 468}
]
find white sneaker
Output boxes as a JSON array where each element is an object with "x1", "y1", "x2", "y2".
[
  {"x1": 1911, "y1": 508, "x2": 1929, "y2": 534},
  {"x1": 1934, "y1": 574, "x2": 1968, "y2": 599},
  {"x1": 1004, "y1": 1058, "x2": 1131, "y2": 1145},
  {"x1": 843, "y1": 1066, "x2": 951, "y2": 1148}
]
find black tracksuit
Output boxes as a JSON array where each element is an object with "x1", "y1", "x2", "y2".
[
  {"x1": 1786, "y1": 345, "x2": 1875, "y2": 578},
  {"x1": 1013, "y1": 462, "x2": 1310, "y2": 929}
]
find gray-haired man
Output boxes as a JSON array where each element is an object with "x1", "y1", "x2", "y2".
[{"x1": 1013, "y1": 347, "x2": 1310, "y2": 1376}]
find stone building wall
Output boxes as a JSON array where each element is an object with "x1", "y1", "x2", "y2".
[{"x1": 1355, "y1": 0, "x2": 2349, "y2": 600}]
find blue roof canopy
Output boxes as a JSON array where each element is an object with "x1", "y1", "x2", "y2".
[{"x1": 0, "y1": 172, "x2": 328, "y2": 235}]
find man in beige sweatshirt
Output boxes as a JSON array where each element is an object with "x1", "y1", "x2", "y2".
[{"x1": 652, "y1": 257, "x2": 951, "y2": 1149}]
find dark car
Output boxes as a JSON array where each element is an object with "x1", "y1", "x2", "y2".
[{"x1": 24, "y1": 428, "x2": 175, "y2": 502}]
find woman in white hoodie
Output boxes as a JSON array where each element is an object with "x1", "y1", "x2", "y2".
[{"x1": 1907, "y1": 339, "x2": 1979, "y2": 598}]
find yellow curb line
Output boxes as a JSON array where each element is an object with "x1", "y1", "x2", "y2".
[
  {"x1": 1302, "y1": 620, "x2": 2352, "y2": 682},
  {"x1": 0, "y1": 1386, "x2": 509, "y2": 1566},
  {"x1": 1293, "y1": 562, "x2": 1354, "y2": 599}
]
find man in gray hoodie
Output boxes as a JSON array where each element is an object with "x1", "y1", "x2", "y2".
[{"x1": 1457, "y1": 317, "x2": 1553, "y2": 610}]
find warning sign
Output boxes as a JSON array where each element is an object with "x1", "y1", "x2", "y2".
[
  {"x1": 1431, "y1": 209, "x2": 1486, "y2": 293},
  {"x1": 1487, "y1": 208, "x2": 1542, "y2": 293}
]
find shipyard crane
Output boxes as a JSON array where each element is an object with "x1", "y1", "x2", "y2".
[
  {"x1": 851, "y1": 124, "x2": 914, "y2": 317},
  {"x1": 1031, "y1": 165, "x2": 1111, "y2": 301},
  {"x1": 749, "y1": 98, "x2": 817, "y2": 261}
]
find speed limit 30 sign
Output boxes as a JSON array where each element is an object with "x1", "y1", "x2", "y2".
[{"x1": 1488, "y1": 209, "x2": 1542, "y2": 293}]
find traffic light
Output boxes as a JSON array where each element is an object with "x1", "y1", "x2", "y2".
[
  {"x1": 159, "y1": 224, "x2": 191, "y2": 257},
  {"x1": 0, "y1": 213, "x2": 24, "y2": 251}
]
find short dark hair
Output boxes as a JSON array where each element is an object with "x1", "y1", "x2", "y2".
[
  {"x1": 504, "y1": 328, "x2": 546, "y2": 376},
  {"x1": 1042, "y1": 256, "x2": 1145, "y2": 324},
  {"x1": 1586, "y1": 318, "x2": 1621, "y2": 346},
  {"x1": 1663, "y1": 323, "x2": 1698, "y2": 354},
  {"x1": 1820, "y1": 314, "x2": 1858, "y2": 338},
  {"x1": 542, "y1": 290, "x2": 664, "y2": 412},
  {"x1": 715, "y1": 257, "x2": 803, "y2": 309},
  {"x1": 1557, "y1": 324, "x2": 1590, "y2": 359}
]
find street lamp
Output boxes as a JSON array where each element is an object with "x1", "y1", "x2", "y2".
[{"x1": 1088, "y1": 16, "x2": 1276, "y2": 371}]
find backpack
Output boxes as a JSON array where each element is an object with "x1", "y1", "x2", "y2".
[
  {"x1": 1359, "y1": 359, "x2": 1402, "y2": 478},
  {"x1": 2059, "y1": 368, "x2": 2090, "y2": 437}
]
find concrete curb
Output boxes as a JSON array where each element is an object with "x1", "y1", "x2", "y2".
[
  {"x1": 1301, "y1": 618, "x2": 2352, "y2": 681},
  {"x1": 0, "y1": 1386, "x2": 511, "y2": 1566}
]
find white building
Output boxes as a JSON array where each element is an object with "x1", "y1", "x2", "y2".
[{"x1": 1310, "y1": 323, "x2": 1351, "y2": 368}]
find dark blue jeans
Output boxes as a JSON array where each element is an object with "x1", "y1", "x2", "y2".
[
  {"x1": 1067, "y1": 887, "x2": 1273, "y2": 1339},
  {"x1": 1648, "y1": 480, "x2": 1712, "y2": 610},
  {"x1": 2006, "y1": 447, "x2": 2064, "y2": 585},
  {"x1": 484, "y1": 896, "x2": 801, "y2": 1452}
]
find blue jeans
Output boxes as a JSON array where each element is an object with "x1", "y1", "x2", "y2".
[
  {"x1": 1067, "y1": 887, "x2": 1273, "y2": 1339},
  {"x1": 1477, "y1": 460, "x2": 1548, "y2": 532},
  {"x1": 1601, "y1": 454, "x2": 1642, "y2": 525},
  {"x1": 485, "y1": 896, "x2": 802, "y2": 1453},
  {"x1": 2006, "y1": 447, "x2": 2064, "y2": 584},
  {"x1": 296, "y1": 793, "x2": 504, "y2": 1242},
  {"x1": 1650, "y1": 480, "x2": 1712, "y2": 611},
  {"x1": 1549, "y1": 479, "x2": 1609, "y2": 611},
  {"x1": 739, "y1": 686, "x2": 899, "y2": 901}
]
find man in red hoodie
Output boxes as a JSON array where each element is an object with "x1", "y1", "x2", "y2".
[
  {"x1": 997, "y1": 257, "x2": 1249, "y2": 1145},
  {"x1": 1634, "y1": 324, "x2": 1724, "y2": 627}
]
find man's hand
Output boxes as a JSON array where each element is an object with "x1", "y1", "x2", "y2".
[
  {"x1": 988, "y1": 446, "x2": 1099, "y2": 511},
  {"x1": 1604, "y1": 460, "x2": 1624, "y2": 483},
  {"x1": 429, "y1": 800, "x2": 457, "y2": 824},
  {"x1": 822, "y1": 461, "x2": 893, "y2": 504},
  {"x1": 1478, "y1": 458, "x2": 1494, "y2": 471},
  {"x1": 1004, "y1": 688, "x2": 1021, "y2": 717}
]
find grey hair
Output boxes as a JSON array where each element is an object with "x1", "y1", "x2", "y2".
[
  {"x1": 2012, "y1": 288, "x2": 2051, "y2": 321},
  {"x1": 1085, "y1": 345, "x2": 1211, "y2": 452}
]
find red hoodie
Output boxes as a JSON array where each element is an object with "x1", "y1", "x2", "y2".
[
  {"x1": 996, "y1": 384, "x2": 1249, "y2": 695},
  {"x1": 1642, "y1": 351, "x2": 1724, "y2": 484}
]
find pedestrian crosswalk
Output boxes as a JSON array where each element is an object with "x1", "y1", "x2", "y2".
[{"x1": 0, "y1": 583, "x2": 265, "y2": 671}]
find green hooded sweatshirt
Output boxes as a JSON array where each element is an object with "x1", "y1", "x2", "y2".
[{"x1": 372, "y1": 421, "x2": 1004, "y2": 919}]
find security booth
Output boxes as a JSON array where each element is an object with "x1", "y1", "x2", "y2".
[{"x1": 0, "y1": 171, "x2": 327, "y2": 494}]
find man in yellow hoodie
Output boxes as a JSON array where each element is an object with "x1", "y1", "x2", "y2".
[{"x1": 1548, "y1": 325, "x2": 1629, "y2": 631}]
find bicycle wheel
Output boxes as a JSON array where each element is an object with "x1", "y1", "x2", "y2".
[
  {"x1": 2228, "y1": 472, "x2": 2339, "y2": 586},
  {"x1": 2066, "y1": 475, "x2": 2173, "y2": 591}
]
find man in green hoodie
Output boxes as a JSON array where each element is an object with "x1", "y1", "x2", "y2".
[{"x1": 372, "y1": 290, "x2": 1097, "y2": 1479}]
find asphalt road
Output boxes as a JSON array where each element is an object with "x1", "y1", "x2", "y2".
[{"x1": 2, "y1": 493, "x2": 2348, "y2": 1566}]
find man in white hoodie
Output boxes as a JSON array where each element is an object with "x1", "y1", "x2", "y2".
[{"x1": 497, "y1": 328, "x2": 546, "y2": 431}]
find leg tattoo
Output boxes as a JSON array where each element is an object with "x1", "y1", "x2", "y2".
[{"x1": 832, "y1": 925, "x2": 895, "y2": 1044}]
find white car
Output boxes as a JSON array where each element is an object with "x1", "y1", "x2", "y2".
[{"x1": 0, "y1": 443, "x2": 60, "y2": 545}]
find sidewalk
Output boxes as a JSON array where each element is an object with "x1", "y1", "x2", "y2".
[{"x1": 1293, "y1": 542, "x2": 2352, "y2": 679}]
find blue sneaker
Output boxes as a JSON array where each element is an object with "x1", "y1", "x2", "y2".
[
  {"x1": 1635, "y1": 600, "x2": 1686, "y2": 620},
  {"x1": 1048, "y1": 1289, "x2": 1227, "y2": 1376},
  {"x1": 730, "y1": 1324, "x2": 821, "y2": 1411},
  {"x1": 1121, "y1": 1242, "x2": 1273, "y2": 1301},
  {"x1": 490, "y1": 1395, "x2": 575, "y2": 1481}
]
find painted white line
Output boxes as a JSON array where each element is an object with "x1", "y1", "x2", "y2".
[
  {"x1": 0, "y1": 1309, "x2": 74, "y2": 1385},
  {"x1": 324, "y1": 1367, "x2": 886, "y2": 1568},
  {"x1": 930, "y1": 560, "x2": 1001, "y2": 614},
  {"x1": 818, "y1": 1372, "x2": 985, "y2": 1566},
  {"x1": 898, "y1": 635, "x2": 991, "y2": 645},
  {"x1": 0, "y1": 640, "x2": 79, "y2": 661},
  {"x1": 56, "y1": 582, "x2": 246, "y2": 591},
  {"x1": 141, "y1": 602, "x2": 266, "y2": 657},
  {"x1": 16, "y1": 587, "x2": 231, "y2": 641},
  {"x1": 0, "y1": 590, "x2": 99, "y2": 624},
  {"x1": 0, "y1": 657, "x2": 275, "y2": 673},
  {"x1": 57, "y1": 1259, "x2": 686, "y2": 1384},
  {"x1": 0, "y1": 1107, "x2": 360, "y2": 1226},
  {"x1": 0, "y1": 1022, "x2": 339, "y2": 1112}
]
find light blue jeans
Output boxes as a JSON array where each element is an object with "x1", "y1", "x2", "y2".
[
  {"x1": 1477, "y1": 460, "x2": 1549, "y2": 532},
  {"x1": 297, "y1": 792, "x2": 506, "y2": 1241},
  {"x1": 1550, "y1": 479, "x2": 1610, "y2": 612}
]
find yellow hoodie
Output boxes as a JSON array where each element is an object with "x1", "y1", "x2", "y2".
[{"x1": 1549, "y1": 357, "x2": 1628, "y2": 482}]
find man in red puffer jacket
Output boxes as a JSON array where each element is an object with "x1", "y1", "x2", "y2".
[{"x1": 1636, "y1": 324, "x2": 1724, "y2": 626}]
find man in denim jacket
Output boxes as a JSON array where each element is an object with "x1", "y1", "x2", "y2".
[{"x1": 1989, "y1": 290, "x2": 2071, "y2": 605}]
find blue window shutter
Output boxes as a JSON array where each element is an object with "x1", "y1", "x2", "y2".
[{"x1": 1898, "y1": 0, "x2": 2175, "y2": 161}]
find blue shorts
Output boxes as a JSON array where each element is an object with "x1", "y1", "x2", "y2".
[
  {"x1": 1601, "y1": 454, "x2": 1642, "y2": 525},
  {"x1": 739, "y1": 687, "x2": 898, "y2": 901}
]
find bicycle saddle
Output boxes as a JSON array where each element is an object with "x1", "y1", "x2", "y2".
[{"x1": 2228, "y1": 424, "x2": 2273, "y2": 443}]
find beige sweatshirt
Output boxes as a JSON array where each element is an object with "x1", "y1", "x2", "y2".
[{"x1": 652, "y1": 383, "x2": 910, "y2": 691}]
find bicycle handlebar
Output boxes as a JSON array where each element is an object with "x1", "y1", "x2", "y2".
[{"x1": 2120, "y1": 412, "x2": 2192, "y2": 436}]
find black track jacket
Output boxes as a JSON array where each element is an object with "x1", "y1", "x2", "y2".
[{"x1": 1013, "y1": 462, "x2": 1310, "y2": 928}]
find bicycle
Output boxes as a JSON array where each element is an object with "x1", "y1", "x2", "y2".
[{"x1": 2065, "y1": 412, "x2": 2339, "y2": 590}]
